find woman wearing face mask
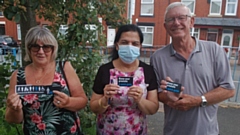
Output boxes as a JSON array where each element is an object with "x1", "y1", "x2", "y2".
[{"x1": 90, "y1": 24, "x2": 159, "y2": 135}]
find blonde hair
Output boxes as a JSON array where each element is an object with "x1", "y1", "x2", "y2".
[
  {"x1": 164, "y1": 2, "x2": 192, "y2": 21},
  {"x1": 24, "y1": 26, "x2": 58, "y2": 62}
]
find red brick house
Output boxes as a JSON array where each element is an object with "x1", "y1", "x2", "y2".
[
  {"x1": 132, "y1": 0, "x2": 240, "y2": 57},
  {"x1": 1, "y1": 0, "x2": 240, "y2": 57},
  {"x1": 0, "y1": 12, "x2": 19, "y2": 41},
  {"x1": 0, "y1": 2, "x2": 129, "y2": 47}
]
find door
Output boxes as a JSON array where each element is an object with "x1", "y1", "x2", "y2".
[
  {"x1": 221, "y1": 30, "x2": 233, "y2": 57},
  {"x1": 107, "y1": 27, "x2": 115, "y2": 47}
]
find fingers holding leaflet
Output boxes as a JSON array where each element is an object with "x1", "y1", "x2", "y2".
[
  {"x1": 103, "y1": 84, "x2": 119, "y2": 98},
  {"x1": 7, "y1": 93, "x2": 22, "y2": 110},
  {"x1": 127, "y1": 86, "x2": 143, "y2": 103},
  {"x1": 53, "y1": 91, "x2": 70, "y2": 108}
]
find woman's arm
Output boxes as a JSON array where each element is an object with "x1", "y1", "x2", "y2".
[
  {"x1": 5, "y1": 70, "x2": 23, "y2": 123},
  {"x1": 90, "y1": 92, "x2": 109, "y2": 114},
  {"x1": 54, "y1": 61, "x2": 87, "y2": 112},
  {"x1": 137, "y1": 89, "x2": 159, "y2": 115}
]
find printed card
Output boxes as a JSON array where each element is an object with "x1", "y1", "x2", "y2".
[
  {"x1": 166, "y1": 82, "x2": 181, "y2": 93},
  {"x1": 117, "y1": 77, "x2": 133, "y2": 87},
  {"x1": 15, "y1": 84, "x2": 61, "y2": 95}
]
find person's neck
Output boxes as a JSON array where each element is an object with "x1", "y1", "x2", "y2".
[
  {"x1": 172, "y1": 37, "x2": 196, "y2": 59},
  {"x1": 31, "y1": 61, "x2": 55, "y2": 72},
  {"x1": 113, "y1": 59, "x2": 139, "y2": 72}
]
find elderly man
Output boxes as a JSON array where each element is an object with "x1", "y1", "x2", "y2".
[{"x1": 150, "y1": 2, "x2": 235, "y2": 135}]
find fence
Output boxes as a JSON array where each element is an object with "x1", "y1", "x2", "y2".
[{"x1": 1, "y1": 46, "x2": 239, "y2": 104}]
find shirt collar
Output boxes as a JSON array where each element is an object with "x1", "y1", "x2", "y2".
[{"x1": 169, "y1": 37, "x2": 201, "y2": 56}]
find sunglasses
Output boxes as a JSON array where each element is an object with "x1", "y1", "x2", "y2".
[{"x1": 29, "y1": 44, "x2": 54, "y2": 53}]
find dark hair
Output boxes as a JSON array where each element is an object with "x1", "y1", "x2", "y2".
[{"x1": 111, "y1": 24, "x2": 144, "y2": 61}]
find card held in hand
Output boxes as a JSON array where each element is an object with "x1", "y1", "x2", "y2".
[
  {"x1": 118, "y1": 77, "x2": 133, "y2": 87},
  {"x1": 15, "y1": 84, "x2": 61, "y2": 95},
  {"x1": 166, "y1": 82, "x2": 181, "y2": 93}
]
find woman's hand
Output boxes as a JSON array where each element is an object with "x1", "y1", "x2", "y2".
[
  {"x1": 127, "y1": 86, "x2": 143, "y2": 103},
  {"x1": 53, "y1": 91, "x2": 70, "y2": 108},
  {"x1": 103, "y1": 84, "x2": 119, "y2": 100},
  {"x1": 6, "y1": 93, "x2": 22, "y2": 111}
]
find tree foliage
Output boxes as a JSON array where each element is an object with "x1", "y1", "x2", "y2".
[{"x1": 0, "y1": 0, "x2": 127, "y2": 134}]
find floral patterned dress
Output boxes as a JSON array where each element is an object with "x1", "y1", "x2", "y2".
[
  {"x1": 17, "y1": 61, "x2": 81, "y2": 135},
  {"x1": 97, "y1": 67, "x2": 148, "y2": 135}
]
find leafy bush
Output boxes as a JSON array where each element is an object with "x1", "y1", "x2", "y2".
[
  {"x1": 0, "y1": 54, "x2": 22, "y2": 134},
  {"x1": 0, "y1": 0, "x2": 127, "y2": 134}
]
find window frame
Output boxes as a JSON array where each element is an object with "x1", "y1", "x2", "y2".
[
  {"x1": 0, "y1": 11, "x2": 3, "y2": 17},
  {"x1": 85, "y1": 24, "x2": 98, "y2": 42},
  {"x1": 190, "y1": 28, "x2": 200, "y2": 39},
  {"x1": 138, "y1": 26, "x2": 154, "y2": 47},
  {"x1": 0, "y1": 23, "x2": 5, "y2": 35},
  {"x1": 207, "y1": 29, "x2": 218, "y2": 42},
  {"x1": 17, "y1": 24, "x2": 21, "y2": 40},
  {"x1": 140, "y1": 0, "x2": 154, "y2": 16},
  {"x1": 209, "y1": 0, "x2": 222, "y2": 15},
  {"x1": 225, "y1": 0, "x2": 238, "y2": 16},
  {"x1": 181, "y1": 0, "x2": 196, "y2": 14}
]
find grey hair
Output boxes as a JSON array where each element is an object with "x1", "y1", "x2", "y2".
[
  {"x1": 24, "y1": 26, "x2": 58, "y2": 62},
  {"x1": 164, "y1": 2, "x2": 192, "y2": 21}
]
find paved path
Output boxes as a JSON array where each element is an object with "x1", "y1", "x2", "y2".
[{"x1": 147, "y1": 103, "x2": 240, "y2": 135}]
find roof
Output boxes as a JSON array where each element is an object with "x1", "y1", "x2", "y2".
[{"x1": 194, "y1": 17, "x2": 240, "y2": 27}]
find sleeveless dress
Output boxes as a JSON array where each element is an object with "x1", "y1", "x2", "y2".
[
  {"x1": 17, "y1": 61, "x2": 82, "y2": 135},
  {"x1": 97, "y1": 67, "x2": 148, "y2": 135}
]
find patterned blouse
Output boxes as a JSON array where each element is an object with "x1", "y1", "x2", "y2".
[
  {"x1": 93, "y1": 61, "x2": 158, "y2": 135},
  {"x1": 17, "y1": 61, "x2": 81, "y2": 135}
]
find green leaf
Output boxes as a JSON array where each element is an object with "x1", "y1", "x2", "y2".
[{"x1": 14, "y1": 13, "x2": 21, "y2": 22}]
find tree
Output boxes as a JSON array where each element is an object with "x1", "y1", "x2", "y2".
[{"x1": 0, "y1": 0, "x2": 127, "y2": 134}]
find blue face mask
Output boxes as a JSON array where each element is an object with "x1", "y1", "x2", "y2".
[{"x1": 118, "y1": 45, "x2": 140, "y2": 64}]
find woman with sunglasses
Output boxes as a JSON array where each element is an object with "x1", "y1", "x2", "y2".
[{"x1": 5, "y1": 26, "x2": 87, "y2": 135}]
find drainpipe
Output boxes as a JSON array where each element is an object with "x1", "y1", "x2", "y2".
[{"x1": 165, "y1": 0, "x2": 171, "y2": 45}]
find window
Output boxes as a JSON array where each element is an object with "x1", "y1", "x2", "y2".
[
  {"x1": 139, "y1": 26, "x2": 154, "y2": 46},
  {"x1": 225, "y1": 0, "x2": 238, "y2": 15},
  {"x1": 141, "y1": 0, "x2": 154, "y2": 16},
  {"x1": 181, "y1": 0, "x2": 195, "y2": 14},
  {"x1": 58, "y1": 24, "x2": 98, "y2": 42},
  {"x1": 190, "y1": 28, "x2": 199, "y2": 39},
  {"x1": 85, "y1": 24, "x2": 98, "y2": 42},
  {"x1": 210, "y1": 0, "x2": 222, "y2": 15},
  {"x1": 0, "y1": 23, "x2": 5, "y2": 35},
  {"x1": 207, "y1": 29, "x2": 218, "y2": 42},
  {"x1": 0, "y1": 12, "x2": 3, "y2": 17},
  {"x1": 58, "y1": 25, "x2": 68, "y2": 37},
  {"x1": 17, "y1": 24, "x2": 21, "y2": 40}
]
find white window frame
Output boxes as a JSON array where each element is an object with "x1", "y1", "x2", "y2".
[
  {"x1": 140, "y1": 0, "x2": 154, "y2": 16},
  {"x1": 17, "y1": 24, "x2": 21, "y2": 40},
  {"x1": 0, "y1": 22, "x2": 6, "y2": 35},
  {"x1": 209, "y1": 0, "x2": 222, "y2": 15},
  {"x1": 225, "y1": 0, "x2": 238, "y2": 16},
  {"x1": 190, "y1": 28, "x2": 200, "y2": 39},
  {"x1": 181, "y1": 0, "x2": 195, "y2": 14},
  {"x1": 58, "y1": 25, "x2": 68, "y2": 37},
  {"x1": 139, "y1": 26, "x2": 154, "y2": 47},
  {"x1": 0, "y1": 11, "x2": 3, "y2": 17},
  {"x1": 85, "y1": 24, "x2": 98, "y2": 42},
  {"x1": 58, "y1": 24, "x2": 98, "y2": 42}
]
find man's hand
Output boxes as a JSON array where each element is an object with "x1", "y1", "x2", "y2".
[
  {"x1": 173, "y1": 94, "x2": 201, "y2": 111},
  {"x1": 160, "y1": 77, "x2": 184, "y2": 102}
]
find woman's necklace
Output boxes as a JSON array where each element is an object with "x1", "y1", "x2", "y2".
[{"x1": 32, "y1": 66, "x2": 48, "y2": 84}]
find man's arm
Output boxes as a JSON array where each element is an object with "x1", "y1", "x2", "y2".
[
  {"x1": 204, "y1": 87, "x2": 235, "y2": 105},
  {"x1": 174, "y1": 87, "x2": 235, "y2": 111}
]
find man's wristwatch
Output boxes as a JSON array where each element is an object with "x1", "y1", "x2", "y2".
[{"x1": 200, "y1": 95, "x2": 207, "y2": 107}]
